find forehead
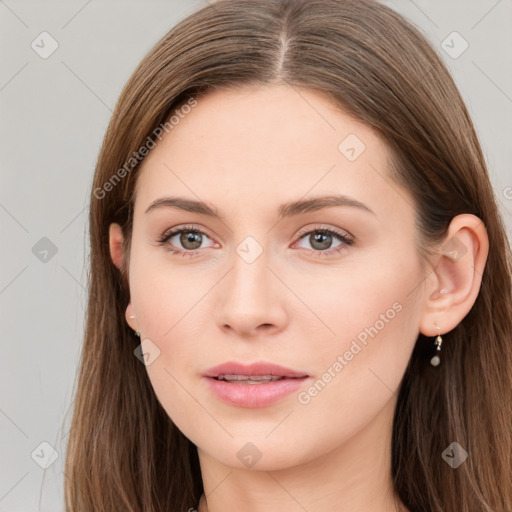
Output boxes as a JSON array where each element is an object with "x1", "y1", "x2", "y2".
[
  {"x1": 134, "y1": 84, "x2": 410, "y2": 223},
  {"x1": 147, "y1": 84, "x2": 385, "y2": 164}
]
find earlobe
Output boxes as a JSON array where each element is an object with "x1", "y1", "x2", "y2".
[
  {"x1": 125, "y1": 302, "x2": 138, "y2": 333},
  {"x1": 419, "y1": 214, "x2": 489, "y2": 337},
  {"x1": 109, "y1": 223, "x2": 125, "y2": 270}
]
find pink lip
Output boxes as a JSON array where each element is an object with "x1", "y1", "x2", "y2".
[
  {"x1": 202, "y1": 361, "x2": 310, "y2": 408},
  {"x1": 203, "y1": 361, "x2": 309, "y2": 379}
]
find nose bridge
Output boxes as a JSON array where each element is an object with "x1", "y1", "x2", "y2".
[
  {"x1": 215, "y1": 233, "x2": 287, "y2": 335},
  {"x1": 228, "y1": 235, "x2": 272, "y2": 305}
]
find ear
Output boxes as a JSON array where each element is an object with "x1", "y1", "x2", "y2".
[
  {"x1": 109, "y1": 223, "x2": 125, "y2": 270},
  {"x1": 109, "y1": 223, "x2": 138, "y2": 332},
  {"x1": 419, "y1": 214, "x2": 489, "y2": 336}
]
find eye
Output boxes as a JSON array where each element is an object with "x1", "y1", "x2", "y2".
[
  {"x1": 158, "y1": 224, "x2": 354, "y2": 257},
  {"x1": 158, "y1": 225, "x2": 215, "y2": 256},
  {"x1": 293, "y1": 226, "x2": 354, "y2": 256}
]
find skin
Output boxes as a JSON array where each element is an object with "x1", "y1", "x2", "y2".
[{"x1": 109, "y1": 84, "x2": 488, "y2": 512}]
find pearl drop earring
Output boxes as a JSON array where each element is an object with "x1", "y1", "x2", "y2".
[{"x1": 430, "y1": 324, "x2": 443, "y2": 366}]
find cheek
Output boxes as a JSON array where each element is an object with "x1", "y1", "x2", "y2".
[
  {"x1": 293, "y1": 251, "x2": 423, "y2": 420},
  {"x1": 130, "y1": 277, "x2": 208, "y2": 434},
  {"x1": 128, "y1": 253, "x2": 217, "y2": 422},
  {"x1": 289, "y1": 268, "x2": 422, "y2": 458},
  {"x1": 129, "y1": 241, "x2": 214, "y2": 339},
  {"x1": 288, "y1": 249, "x2": 422, "y2": 359}
]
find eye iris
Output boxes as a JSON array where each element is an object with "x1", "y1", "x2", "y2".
[
  {"x1": 310, "y1": 232, "x2": 332, "y2": 250},
  {"x1": 180, "y1": 231, "x2": 202, "y2": 250}
]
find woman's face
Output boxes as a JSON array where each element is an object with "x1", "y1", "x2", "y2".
[{"x1": 119, "y1": 84, "x2": 428, "y2": 470}]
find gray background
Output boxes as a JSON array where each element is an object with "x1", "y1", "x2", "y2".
[{"x1": 1, "y1": 1, "x2": 511, "y2": 510}]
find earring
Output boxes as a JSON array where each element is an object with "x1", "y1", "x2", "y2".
[{"x1": 430, "y1": 325, "x2": 443, "y2": 366}]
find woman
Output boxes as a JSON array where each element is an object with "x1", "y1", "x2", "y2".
[{"x1": 64, "y1": 0, "x2": 512, "y2": 511}]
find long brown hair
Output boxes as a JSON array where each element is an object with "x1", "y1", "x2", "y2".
[{"x1": 64, "y1": 1, "x2": 512, "y2": 510}]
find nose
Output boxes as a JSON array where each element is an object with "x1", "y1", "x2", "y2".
[{"x1": 215, "y1": 247, "x2": 288, "y2": 338}]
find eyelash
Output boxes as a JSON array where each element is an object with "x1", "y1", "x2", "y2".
[{"x1": 157, "y1": 224, "x2": 354, "y2": 257}]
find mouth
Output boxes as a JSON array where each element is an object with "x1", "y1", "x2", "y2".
[
  {"x1": 213, "y1": 374, "x2": 300, "y2": 384},
  {"x1": 203, "y1": 361, "x2": 309, "y2": 379},
  {"x1": 202, "y1": 361, "x2": 310, "y2": 407}
]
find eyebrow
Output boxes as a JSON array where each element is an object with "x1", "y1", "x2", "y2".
[{"x1": 144, "y1": 194, "x2": 375, "y2": 219}]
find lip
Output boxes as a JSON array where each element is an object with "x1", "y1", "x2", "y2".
[
  {"x1": 202, "y1": 361, "x2": 310, "y2": 408},
  {"x1": 203, "y1": 361, "x2": 309, "y2": 379}
]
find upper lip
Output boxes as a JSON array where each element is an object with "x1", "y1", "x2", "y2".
[{"x1": 203, "y1": 361, "x2": 309, "y2": 379}]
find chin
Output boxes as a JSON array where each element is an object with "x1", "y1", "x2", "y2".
[{"x1": 197, "y1": 436, "x2": 316, "y2": 472}]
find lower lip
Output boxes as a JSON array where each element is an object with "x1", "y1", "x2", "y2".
[{"x1": 204, "y1": 376, "x2": 310, "y2": 408}]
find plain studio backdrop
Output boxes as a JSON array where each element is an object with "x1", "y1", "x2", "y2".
[{"x1": 0, "y1": 1, "x2": 511, "y2": 510}]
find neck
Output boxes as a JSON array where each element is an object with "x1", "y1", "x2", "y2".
[{"x1": 196, "y1": 396, "x2": 407, "y2": 512}]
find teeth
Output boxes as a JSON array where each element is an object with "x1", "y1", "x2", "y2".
[{"x1": 217, "y1": 374, "x2": 283, "y2": 383}]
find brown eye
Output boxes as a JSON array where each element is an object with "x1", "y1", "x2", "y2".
[
  {"x1": 158, "y1": 225, "x2": 215, "y2": 255},
  {"x1": 178, "y1": 230, "x2": 203, "y2": 250},
  {"x1": 295, "y1": 227, "x2": 353, "y2": 255},
  {"x1": 308, "y1": 231, "x2": 334, "y2": 251}
]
